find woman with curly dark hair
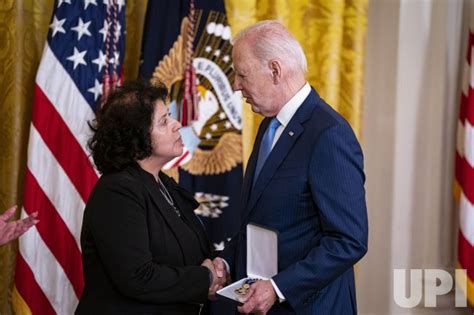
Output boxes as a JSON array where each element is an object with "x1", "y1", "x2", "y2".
[{"x1": 75, "y1": 81, "x2": 225, "y2": 315}]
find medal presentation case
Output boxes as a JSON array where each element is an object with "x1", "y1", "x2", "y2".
[{"x1": 217, "y1": 223, "x2": 278, "y2": 305}]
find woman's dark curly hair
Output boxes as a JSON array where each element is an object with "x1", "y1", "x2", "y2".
[{"x1": 88, "y1": 80, "x2": 168, "y2": 174}]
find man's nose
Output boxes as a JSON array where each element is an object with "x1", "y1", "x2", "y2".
[{"x1": 233, "y1": 78, "x2": 241, "y2": 91}]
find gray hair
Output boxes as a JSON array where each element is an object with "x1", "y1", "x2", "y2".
[{"x1": 233, "y1": 20, "x2": 308, "y2": 74}]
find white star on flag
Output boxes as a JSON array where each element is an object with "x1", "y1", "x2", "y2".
[
  {"x1": 99, "y1": 21, "x2": 110, "y2": 43},
  {"x1": 88, "y1": 79, "x2": 103, "y2": 101},
  {"x1": 92, "y1": 50, "x2": 107, "y2": 72},
  {"x1": 84, "y1": 0, "x2": 98, "y2": 10},
  {"x1": 49, "y1": 16, "x2": 66, "y2": 38},
  {"x1": 114, "y1": 51, "x2": 120, "y2": 66},
  {"x1": 114, "y1": 22, "x2": 122, "y2": 41},
  {"x1": 71, "y1": 18, "x2": 92, "y2": 41},
  {"x1": 67, "y1": 47, "x2": 87, "y2": 69},
  {"x1": 57, "y1": 0, "x2": 71, "y2": 8},
  {"x1": 117, "y1": 0, "x2": 125, "y2": 12},
  {"x1": 109, "y1": 51, "x2": 120, "y2": 67}
]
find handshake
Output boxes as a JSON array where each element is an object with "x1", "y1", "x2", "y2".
[{"x1": 201, "y1": 257, "x2": 229, "y2": 299}]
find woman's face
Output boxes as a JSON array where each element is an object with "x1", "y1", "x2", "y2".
[{"x1": 149, "y1": 100, "x2": 184, "y2": 163}]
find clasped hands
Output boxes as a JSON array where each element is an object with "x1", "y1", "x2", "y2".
[{"x1": 201, "y1": 257, "x2": 229, "y2": 299}]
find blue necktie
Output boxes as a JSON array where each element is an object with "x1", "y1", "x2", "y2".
[{"x1": 253, "y1": 117, "x2": 280, "y2": 185}]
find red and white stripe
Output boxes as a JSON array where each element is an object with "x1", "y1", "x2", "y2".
[
  {"x1": 14, "y1": 43, "x2": 99, "y2": 314},
  {"x1": 455, "y1": 30, "x2": 474, "y2": 306},
  {"x1": 163, "y1": 148, "x2": 192, "y2": 169}
]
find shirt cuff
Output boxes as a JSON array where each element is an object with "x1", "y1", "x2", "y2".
[
  {"x1": 221, "y1": 258, "x2": 231, "y2": 274},
  {"x1": 270, "y1": 279, "x2": 286, "y2": 303}
]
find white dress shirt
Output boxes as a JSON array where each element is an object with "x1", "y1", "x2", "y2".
[{"x1": 269, "y1": 82, "x2": 311, "y2": 302}]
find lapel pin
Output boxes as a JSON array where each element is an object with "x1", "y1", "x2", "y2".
[{"x1": 289, "y1": 131, "x2": 294, "y2": 136}]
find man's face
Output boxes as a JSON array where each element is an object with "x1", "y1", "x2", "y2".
[{"x1": 232, "y1": 40, "x2": 279, "y2": 117}]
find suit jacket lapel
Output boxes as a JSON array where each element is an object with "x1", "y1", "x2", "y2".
[
  {"x1": 241, "y1": 119, "x2": 268, "y2": 210},
  {"x1": 242, "y1": 122, "x2": 303, "y2": 222},
  {"x1": 162, "y1": 174, "x2": 211, "y2": 257},
  {"x1": 128, "y1": 166, "x2": 195, "y2": 264},
  {"x1": 242, "y1": 89, "x2": 319, "y2": 222}
]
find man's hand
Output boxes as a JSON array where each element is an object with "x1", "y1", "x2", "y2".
[
  {"x1": 212, "y1": 257, "x2": 230, "y2": 284},
  {"x1": 201, "y1": 259, "x2": 225, "y2": 299},
  {"x1": 0, "y1": 206, "x2": 39, "y2": 246},
  {"x1": 237, "y1": 280, "x2": 277, "y2": 315}
]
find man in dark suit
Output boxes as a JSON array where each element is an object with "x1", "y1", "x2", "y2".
[{"x1": 216, "y1": 20, "x2": 368, "y2": 314}]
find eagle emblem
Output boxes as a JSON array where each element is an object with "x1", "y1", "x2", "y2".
[{"x1": 151, "y1": 11, "x2": 243, "y2": 177}]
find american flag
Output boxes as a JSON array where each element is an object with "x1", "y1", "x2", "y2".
[
  {"x1": 12, "y1": 0, "x2": 125, "y2": 314},
  {"x1": 455, "y1": 29, "x2": 474, "y2": 306}
]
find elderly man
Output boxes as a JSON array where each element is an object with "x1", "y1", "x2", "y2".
[{"x1": 215, "y1": 20, "x2": 368, "y2": 314}]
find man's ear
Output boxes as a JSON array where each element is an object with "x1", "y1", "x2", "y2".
[{"x1": 269, "y1": 59, "x2": 282, "y2": 84}]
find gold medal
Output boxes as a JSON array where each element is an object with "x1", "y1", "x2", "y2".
[
  {"x1": 234, "y1": 278, "x2": 261, "y2": 296},
  {"x1": 234, "y1": 288, "x2": 246, "y2": 295}
]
